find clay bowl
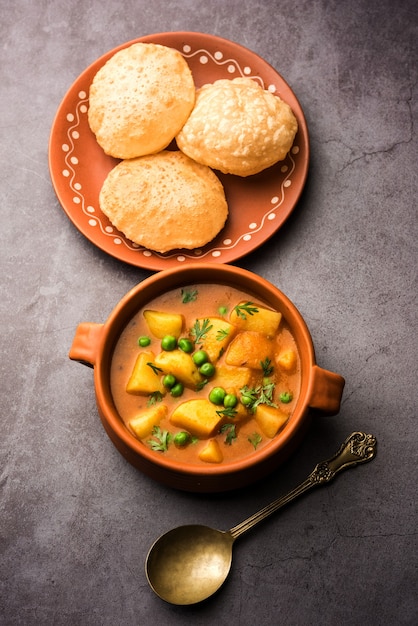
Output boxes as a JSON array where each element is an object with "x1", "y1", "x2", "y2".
[{"x1": 69, "y1": 264, "x2": 345, "y2": 492}]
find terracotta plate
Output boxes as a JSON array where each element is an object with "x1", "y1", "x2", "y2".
[{"x1": 49, "y1": 32, "x2": 309, "y2": 270}]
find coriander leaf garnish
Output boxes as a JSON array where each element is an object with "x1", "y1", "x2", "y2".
[
  {"x1": 220, "y1": 423, "x2": 237, "y2": 445},
  {"x1": 216, "y1": 328, "x2": 230, "y2": 341},
  {"x1": 240, "y1": 386, "x2": 259, "y2": 408},
  {"x1": 147, "y1": 426, "x2": 172, "y2": 452},
  {"x1": 240, "y1": 383, "x2": 277, "y2": 412},
  {"x1": 181, "y1": 288, "x2": 198, "y2": 303},
  {"x1": 147, "y1": 391, "x2": 164, "y2": 406},
  {"x1": 263, "y1": 382, "x2": 275, "y2": 397},
  {"x1": 234, "y1": 302, "x2": 259, "y2": 320},
  {"x1": 216, "y1": 406, "x2": 238, "y2": 419},
  {"x1": 190, "y1": 318, "x2": 213, "y2": 344},
  {"x1": 261, "y1": 357, "x2": 274, "y2": 377},
  {"x1": 147, "y1": 362, "x2": 163, "y2": 376},
  {"x1": 258, "y1": 382, "x2": 276, "y2": 407},
  {"x1": 248, "y1": 432, "x2": 262, "y2": 450}
]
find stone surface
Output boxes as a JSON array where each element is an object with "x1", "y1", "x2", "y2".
[{"x1": 1, "y1": 1, "x2": 417, "y2": 624}]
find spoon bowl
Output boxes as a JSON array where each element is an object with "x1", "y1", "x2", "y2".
[
  {"x1": 146, "y1": 525, "x2": 234, "y2": 605},
  {"x1": 145, "y1": 432, "x2": 377, "y2": 605}
]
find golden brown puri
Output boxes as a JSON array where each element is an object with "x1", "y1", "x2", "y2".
[
  {"x1": 88, "y1": 43, "x2": 195, "y2": 159},
  {"x1": 99, "y1": 151, "x2": 228, "y2": 253},
  {"x1": 176, "y1": 77, "x2": 298, "y2": 176}
]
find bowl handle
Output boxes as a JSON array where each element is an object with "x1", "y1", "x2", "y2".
[
  {"x1": 308, "y1": 365, "x2": 345, "y2": 415},
  {"x1": 69, "y1": 323, "x2": 104, "y2": 368}
]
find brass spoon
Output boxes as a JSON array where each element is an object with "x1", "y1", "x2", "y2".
[{"x1": 145, "y1": 431, "x2": 377, "y2": 606}]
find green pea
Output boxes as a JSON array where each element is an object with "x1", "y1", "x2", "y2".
[
  {"x1": 223, "y1": 393, "x2": 238, "y2": 409},
  {"x1": 209, "y1": 386, "x2": 226, "y2": 405},
  {"x1": 174, "y1": 431, "x2": 190, "y2": 447},
  {"x1": 161, "y1": 335, "x2": 177, "y2": 351},
  {"x1": 170, "y1": 382, "x2": 184, "y2": 397},
  {"x1": 280, "y1": 391, "x2": 293, "y2": 403},
  {"x1": 192, "y1": 350, "x2": 209, "y2": 366},
  {"x1": 138, "y1": 336, "x2": 151, "y2": 347},
  {"x1": 240, "y1": 394, "x2": 252, "y2": 406},
  {"x1": 218, "y1": 306, "x2": 228, "y2": 316},
  {"x1": 163, "y1": 374, "x2": 176, "y2": 389},
  {"x1": 199, "y1": 362, "x2": 215, "y2": 377},
  {"x1": 178, "y1": 338, "x2": 194, "y2": 353}
]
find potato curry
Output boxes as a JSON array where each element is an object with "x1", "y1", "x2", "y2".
[{"x1": 110, "y1": 284, "x2": 301, "y2": 465}]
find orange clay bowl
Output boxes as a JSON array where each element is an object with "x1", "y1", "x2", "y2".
[{"x1": 69, "y1": 264, "x2": 345, "y2": 492}]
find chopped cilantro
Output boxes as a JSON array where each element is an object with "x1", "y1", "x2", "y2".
[
  {"x1": 240, "y1": 383, "x2": 277, "y2": 412},
  {"x1": 216, "y1": 328, "x2": 230, "y2": 341},
  {"x1": 181, "y1": 288, "x2": 198, "y2": 303},
  {"x1": 147, "y1": 391, "x2": 164, "y2": 406},
  {"x1": 261, "y1": 357, "x2": 274, "y2": 377},
  {"x1": 220, "y1": 423, "x2": 237, "y2": 445},
  {"x1": 240, "y1": 386, "x2": 259, "y2": 408},
  {"x1": 248, "y1": 432, "x2": 262, "y2": 450},
  {"x1": 233, "y1": 302, "x2": 259, "y2": 320},
  {"x1": 147, "y1": 362, "x2": 163, "y2": 376},
  {"x1": 216, "y1": 406, "x2": 238, "y2": 419},
  {"x1": 196, "y1": 378, "x2": 209, "y2": 391},
  {"x1": 190, "y1": 318, "x2": 213, "y2": 344},
  {"x1": 147, "y1": 426, "x2": 172, "y2": 452}
]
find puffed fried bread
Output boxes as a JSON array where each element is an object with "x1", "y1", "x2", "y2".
[
  {"x1": 99, "y1": 151, "x2": 228, "y2": 253},
  {"x1": 176, "y1": 77, "x2": 298, "y2": 176},
  {"x1": 88, "y1": 43, "x2": 195, "y2": 159}
]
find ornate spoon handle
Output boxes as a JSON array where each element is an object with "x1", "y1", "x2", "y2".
[{"x1": 229, "y1": 432, "x2": 377, "y2": 540}]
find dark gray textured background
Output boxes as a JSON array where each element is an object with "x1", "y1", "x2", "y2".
[{"x1": 1, "y1": 1, "x2": 417, "y2": 624}]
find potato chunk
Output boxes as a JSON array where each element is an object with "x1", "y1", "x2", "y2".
[
  {"x1": 155, "y1": 349, "x2": 202, "y2": 388},
  {"x1": 276, "y1": 349, "x2": 297, "y2": 373},
  {"x1": 143, "y1": 310, "x2": 184, "y2": 338},
  {"x1": 199, "y1": 439, "x2": 223, "y2": 463},
  {"x1": 196, "y1": 317, "x2": 236, "y2": 363},
  {"x1": 212, "y1": 363, "x2": 252, "y2": 390},
  {"x1": 170, "y1": 399, "x2": 223, "y2": 438},
  {"x1": 255, "y1": 404, "x2": 288, "y2": 438},
  {"x1": 225, "y1": 331, "x2": 274, "y2": 369},
  {"x1": 229, "y1": 302, "x2": 282, "y2": 337},
  {"x1": 126, "y1": 351, "x2": 165, "y2": 395},
  {"x1": 128, "y1": 404, "x2": 168, "y2": 439}
]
